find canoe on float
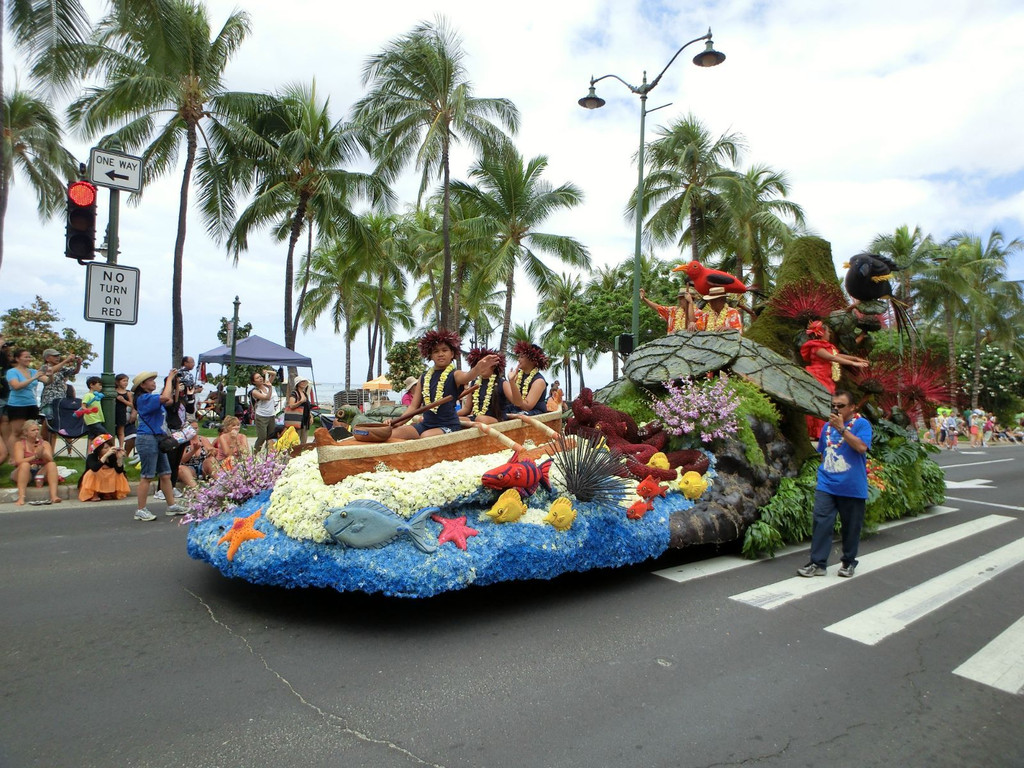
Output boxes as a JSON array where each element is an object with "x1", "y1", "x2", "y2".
[{"x1": 313, "y1": 411, "x2": 564, "y2": 485}]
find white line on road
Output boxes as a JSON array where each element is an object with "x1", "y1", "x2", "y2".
[
  {"x1": 729, "y1": 515, "x2": 1013, "y2": 610},
  {"x1": 652, "y1": 506, "x2": 958, "y2": 584},
  {"x1": 953, "y1": 614, "x2": 1024, "y2": 695},
  {"x1": 942, "y1": 458, "x2": 1015, "y2": 469},
  {"x1": 824, "y1": 537, "x2": 1024, "y2": 645},
  {"x1": 945, "y1": 479, "x2": 994, "y2": 489},
  {"x1": 944, "y1": 496, "x2": 1024, "y2": 512}
]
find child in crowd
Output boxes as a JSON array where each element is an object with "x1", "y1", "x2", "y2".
[
  {"x1": 503, "y1": 341, "x2": 550, "y2": 416},
  {"x1": 114, "y1": 374, "x2": 133, "y2": 449},
  {"x1": 78, "y1": 433, "x2": 130, "y2": 501},
  {"x1": 460, "y1": 348, "x2": 506, "y2": 425},
  {"x1": 391, "y1": 330, "x2": 500, "y2": 439},
  {"x1": 79, "y1": 376, "x2": 106, "y2": 439}
]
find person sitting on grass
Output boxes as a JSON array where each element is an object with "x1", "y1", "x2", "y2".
[
  {"x1": 209, "y1": 415, "x2": 249, "y2": 475},
  {"x1": 11, "y1": 420, "x2": 61, "y2": 505},
  {"x1": 78, "y1": 433, "x2": 130, "y2": 502},
  {"x1": 390, "y1": 330, "x2": 500, "y2": 440}
]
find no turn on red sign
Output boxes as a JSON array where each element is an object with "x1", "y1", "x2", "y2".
[{"x1": 84, "y1": 263, "x2": 140, "y2": 325}]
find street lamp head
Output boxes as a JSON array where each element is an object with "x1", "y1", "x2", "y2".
[
  {"x1": 578, "y1": 84, "x2": 606, "y2": 110},
  {"x1": 692, "y1": 37, "x2": 726, "y2": 68}
]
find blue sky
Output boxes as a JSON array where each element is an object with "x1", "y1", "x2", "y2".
[{"x1": 3, "y1": 0, "x2": 1023, "y2": 393}]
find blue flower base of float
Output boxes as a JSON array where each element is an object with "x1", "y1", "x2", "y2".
[{"x1": 186, "y1": 488, "x2": 698, "y2": 598}]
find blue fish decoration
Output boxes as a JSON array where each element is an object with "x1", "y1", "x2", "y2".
[{"x1": 323, "y1": 500, "x2": 439, "y2": 553}]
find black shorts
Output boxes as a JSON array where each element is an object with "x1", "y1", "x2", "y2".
[{"x1": 5, "y1": 404, "x2": 40, "y2": 421}]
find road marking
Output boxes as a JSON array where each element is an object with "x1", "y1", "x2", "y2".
[
  {"x1": 953, "y1": 614, "x2": 1024, "y2": 694},
  {"x1": 729, "y1": 515, "x2": 1013, "y2": 610},
  {"x1": 942, "y1": 458, "x2": 1015, "y2": 469},
  {"x1": 653, "y1": 506, "x2": 958, "y2": 584},
  {"x1": 945, "y1": 479, "x2": 994, "y2": 489},
  {"x1": 824, "y1": 537, "x2": 1024, "y2": 645},
  {"x1": 944, "y1": 496, "x2": 1024, "y2": 512}
]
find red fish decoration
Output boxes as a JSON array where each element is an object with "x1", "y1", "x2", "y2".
[
  {"x1": 482, "y1": 452, "x2": 552, "y2": 498},
  {"x1": 673, "y1": 261, "x2": 753, "y2": 297},
  {"x1": 627, "y1": 498, "x2": 653, "y2": 520},
  {"x1": 636, "y1": 476, "x2": 667, "y2": 500}
]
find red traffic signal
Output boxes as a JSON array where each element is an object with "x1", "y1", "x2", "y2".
[{"x1": 65, "y1": 181, "x2": 98, "y2": 261}]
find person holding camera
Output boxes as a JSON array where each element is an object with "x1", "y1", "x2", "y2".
[
  {"x1": 797, "y1": 390, "x2": 873, "y2": 579},
  {"x1": 5, "y1": 348, "x2": 49, "y2": 459},
  {"x1": 131, "y1": 369, "x2": 185, "y2": 521},
  {"x1": 78, "y1": 433, "x2": 131, "y2": 501},
  {"x1": 250, "y1": 370, "x2": 277, "y2": 452},
  {"x1": 0, "y1": 336, "x2": 13, "y2": 465}
]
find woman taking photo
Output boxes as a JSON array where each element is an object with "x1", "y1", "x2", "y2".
[{"x1": 5, "y1": 349, "x2": 49, "y2": 458}]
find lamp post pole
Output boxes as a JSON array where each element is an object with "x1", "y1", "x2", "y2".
[
  {"x1": 225, "y1": 296, "x2": 240, "y2": 418},
  {"x1": 579, "y1": 29, "x2": 725, "y2": 348}
]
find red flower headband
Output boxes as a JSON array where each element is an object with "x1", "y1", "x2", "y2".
[
  {"x1": 467, "y1": 347, "x2": 506, "y2": 373},
  {"x1": 418, "y1": 329, "x2": 462, "y2": 360},
  {"x1": 513, "y1": 340, "x2": 549, "y2": 370},
  {"x1": 806, "y1": 320, "x2": 827, "y2": 339}
]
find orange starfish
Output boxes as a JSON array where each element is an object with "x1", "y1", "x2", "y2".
[
  {"x1": 217, "y1": 508, "x2": 266, "y2": 561},
  {"x1": 432, "y1": 514, "x2": 478, "y2": 550}
]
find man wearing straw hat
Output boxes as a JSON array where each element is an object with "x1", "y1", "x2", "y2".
[{"x1": 692, "y1": 286, "x2": 743, "y2": 333}]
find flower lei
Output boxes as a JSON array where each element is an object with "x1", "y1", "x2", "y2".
[
  {"x1": 703, "y1": 305, "x2": 734, "y2": 331},
  {"x1": 514, "y1": 368, "x2": 539, "y2": 399},
  {"x1": 671, "y1": 306, "x2": 687, "y2": 332},
  {"x1": 825, "y1": 414, "x2": 860, "y2": 449},
  {"x1": 827, "y1": 345, "x2": 842, "y2": 382},
  {"x1": 472, "y1": 376, "x2": 496, "y2": 416},
  {"x1": 422, "y1": 362, "x2": 455, "y2": 406}
]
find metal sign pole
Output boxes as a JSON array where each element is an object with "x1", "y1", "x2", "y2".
[{"x1": 101, "y1": 188, "x2": 120, "y2": 433}]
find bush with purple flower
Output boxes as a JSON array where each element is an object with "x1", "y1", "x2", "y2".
[
  {"x1": 651, "y1": 376, "x2": 740, "y2": 445},
  {"x1": 181, "y1": 449, "x2": 290, "y2": 523}
]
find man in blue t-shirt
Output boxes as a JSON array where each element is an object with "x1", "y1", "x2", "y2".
[{"x1": 798, "y1": 389, "x2": 873, "y2": 578}]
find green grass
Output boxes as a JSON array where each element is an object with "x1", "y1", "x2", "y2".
[{"x1": 1, "y1": 455, "x2": 143, "y2": 488}]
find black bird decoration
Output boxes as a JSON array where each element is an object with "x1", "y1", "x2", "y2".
[{"x1": 844, "y1": 252, "x2": 916, "y2": 345}]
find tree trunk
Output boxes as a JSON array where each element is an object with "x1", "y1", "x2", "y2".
[
  {"x1": 576, "y1": 351, "x2": 585, "y2": 391},
  {"x1": 0, "y1": 7, "x2": 6, "y2": 278},
  {"x1": 971, "y1": 329, "x2": 983, "y2": 411},
  {"x1": 689, "y1": 199, "x2": 700, "y2": 263},
  {"x1": 562, "y1": 353, "x2": 571, "y2": 402},
  {"x1": 291, "y1": 216, "x2": 314, "y2": 342},
  {"x1": 500, "y1": 266, "x2": 515, "y2": 352},
  {"x1": 171, "y1": 123, "x2": 198, "y2": 366},
  {"x1": 612, "y1": 350, "x2": 620, "y2": 381},
  {"x1": 439, "y1": 137, "x2": 453, "y2": 331},
  {"x1": 945, "y1": 305, "x2": 958, "y2": 406},
  {"x1": 283, "y1": 196, "x2": 309, "y2": 350},
  {"x1": 344, "y1": 316, "x2": 352, "y2": 392}
]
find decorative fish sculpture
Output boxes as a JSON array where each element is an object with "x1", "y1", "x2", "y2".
[
  {"x1": 627, "y1": 498, "x2": 653, "y2": 520},
  {"x1": 544, "y1": 497, "x2": 576, "y2": 531},
  {"x1": 487, "y1": 488, "x2": 528, "y2": 523},
  {"x1": 482, "y1": 451, "x2": 552, "y2": 497},
  {"x1": 647, "y1": 452, "x2": 670, "y2": 470},
  {"x1": 636, "y1": 475, "x2": 667, "y2": 500},
  {"x1": 679, "y1": 470, "x2": 708, "y2": 501},
  {"x1": 323, "y1": 500, "x2": 438, "y2": 553}
]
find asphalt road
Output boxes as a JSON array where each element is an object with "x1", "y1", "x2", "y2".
[{"x1": 2, "y1": 445, "x2": 1023, "y2": 768}]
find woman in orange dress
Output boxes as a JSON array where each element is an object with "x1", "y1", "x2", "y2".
[
  {"x1": 800, "y1": 320, "x2": 869, "y2": 438},
  {"x1": 78, "y1": 433, "x2": 131, "y2": 501}
]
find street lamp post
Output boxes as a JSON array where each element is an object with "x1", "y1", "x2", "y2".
[
  {"x1": 225, "y1": 296, "x2": 241, "y2": 418},
  {"x1": 579, "y1": 29, "x2": 725, "y2": 349}
]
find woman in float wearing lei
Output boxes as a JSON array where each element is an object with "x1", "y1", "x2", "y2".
[
  {"x1": 390, "y1": 330, "x2": 501, "y2": 440},
  {"x1": 800, "y1": 319, "x2": 869, "y2": 439},
  {"x1": 502, "y1": 341, "x2": 550, "y2": 416},
  {"x1": 460, "y1": 347, "x2": 507, "y2": 424}
]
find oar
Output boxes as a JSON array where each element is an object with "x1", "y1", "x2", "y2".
[{"x1": 352, "y1": 385, "x2": 480, "y2": 443}]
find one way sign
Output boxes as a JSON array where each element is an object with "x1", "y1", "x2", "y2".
[{"x1": 89, "y1": 147, "x2": 143, "y2": 193}]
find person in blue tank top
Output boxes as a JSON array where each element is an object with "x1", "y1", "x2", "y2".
[
  {"x1": 391, "y1": 330, "x2": 501, "y2": 439},
  {"x1": 503, "y1": 341, "x2": 549, "y2": 416}
]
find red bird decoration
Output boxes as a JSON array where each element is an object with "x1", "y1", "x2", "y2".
[{"x1": 672, "y1": 261, "x2": 754, "y2": 297}]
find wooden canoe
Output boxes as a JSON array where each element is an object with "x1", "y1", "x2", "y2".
[{"x1": 313, "y1": 411, "x2": 564, "y2": 485}]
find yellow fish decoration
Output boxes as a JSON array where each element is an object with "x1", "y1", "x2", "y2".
[
  {"x1": 275, "y1": 426, "x2": 300, "y2": 452},
  {"x1": 679, "y1": 470, "x2": 708, "y2": 500},
  {"x1": 647, "y1": 452, "x2": 670, "y2": 470},
  {"x1": 487, "y1": 488, "x2": 527, "y2": 523},
  {"x1": 544, "y1": 497, "x2": 576, "y2": 531}
]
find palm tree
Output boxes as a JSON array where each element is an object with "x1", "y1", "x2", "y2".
[
  {"x1": 634, "y1": 113, "x2": 745, "y2": 263},
  {"x1": 869, "y1": 225, "x2": 936, "y2": 309},
  {"x1": 538, "y1": 272, "x2": 583, "y2": 399},
  {"x1": 200, "y1": 80, "x2": 392, "y2": 351},
  {"x1": 450, "y1": 144, "x2": 589, "y2": 350},
  {"x1": 1, "y1": 87, "x2": 78, "y2": 275},
  {"x1": 67, "y1": 0, "x2": 254, "y2": 364},
  {"x1": 711, "y1": 163, "x2": 805, "y2": 289},
  {"x1": 353, "y1": 16, "x2": 519, "y2": 332}
]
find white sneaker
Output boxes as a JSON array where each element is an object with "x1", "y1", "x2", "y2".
[
  {"x1": 165, "y1": 504, "x2": 186, "y2": 516},
  {"x1": 173, "y1": 488, "x2": 182, "y2": 498},
  {"x1": 134, "y1": 508, "x2": 157, "y2": 522},
  {"x1": 128, "y1": 454, "x2": 141, "y2": 465},
  {"x1": 154, "y1": 490, "x2": 166, "y2": 500}
]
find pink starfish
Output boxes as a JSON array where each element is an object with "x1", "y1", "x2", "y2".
[{"x1": 432, "y1": 514, "x2": 478, "y2": 550}]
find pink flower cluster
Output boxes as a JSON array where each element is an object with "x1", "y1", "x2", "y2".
[
  {"x1": 652, "y1": 377, "x2": 740, "y2": 444},
  {"x1": 180, "y1": 449, "x2": 289, "y2": 524}
]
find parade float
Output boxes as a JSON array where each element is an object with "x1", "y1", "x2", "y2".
[{"x1": 186, "y1": 236, "x2": 946, "y2": 597}]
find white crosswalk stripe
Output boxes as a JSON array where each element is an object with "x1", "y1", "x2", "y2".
[
  {"x1": 823, "y1": 537, "x2": 1024, "y2": 645},
  {"x1": 729, "y1": 514, "x2": 1013, "y2": 610},
  {"x1": 953, "y1": 615, "x2": 1024, "y2": 694}
]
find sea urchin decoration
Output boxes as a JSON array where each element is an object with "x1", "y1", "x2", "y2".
[
  {"x1": 769, "y1": 278, "x2": 846, "y2": 324},
  {"x1": 550, "y1": 433, "x2": 629, "y2": 505}
]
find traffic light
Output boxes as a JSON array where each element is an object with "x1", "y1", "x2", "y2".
[{"x1": 65, "y1": 180, "x2": 98, "y2": 261}]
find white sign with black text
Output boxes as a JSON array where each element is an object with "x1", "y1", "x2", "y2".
[
  {"x1": 84, "y1": 263, "x2": 140, "y2": 325},
  {"x1": 89, "y1": 148, "x2": 143, "y2": 193}
]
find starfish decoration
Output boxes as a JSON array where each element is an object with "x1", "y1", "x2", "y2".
[
  {"x1": 432, "y1": 514, "x2": 478, "y2": 551},
  {"x1": 217, "y1": 508, "x2": 266, "y2": 561}
]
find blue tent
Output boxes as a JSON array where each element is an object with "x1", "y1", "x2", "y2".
[{"x1": 197, "y1": 334, "x2": 312, "y2": 368}]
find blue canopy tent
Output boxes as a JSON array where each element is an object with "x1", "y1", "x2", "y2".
[{"x1": 197, "y1": 335, "x2": 318, "y2": 409}]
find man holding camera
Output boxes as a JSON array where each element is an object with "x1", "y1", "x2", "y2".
[
  {"x1": 250, "y1": 369, "x2": 278, "y2": 453},
  {"x1": 797, "y1": 389, "x2": 872, "y2": 579}
]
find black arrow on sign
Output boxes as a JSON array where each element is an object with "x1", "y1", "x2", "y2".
[{"x1": 105, "y1": 169, "x2": 130, "y2": 181}]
